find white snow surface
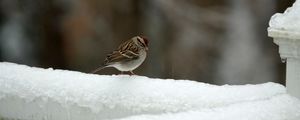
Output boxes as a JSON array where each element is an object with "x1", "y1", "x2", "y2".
[
  {"x1": 0, "y1": 62, "x2": 300, "y2": 120},
  {"x1": 268, "y1": 0, "x2": 300, "y2": 38}
]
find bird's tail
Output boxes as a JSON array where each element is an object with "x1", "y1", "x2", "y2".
[{"x1": 90, "y1": 65, "x2": 107, "y2": 73}]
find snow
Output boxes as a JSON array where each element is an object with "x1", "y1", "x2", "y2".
[
  {"x1": 268, "y1": 0, "x2": 300, "y2": 39},
  {"x1": 0, "y1": 62, "x2": 300, "y2": 120},
  {"x1": 117, "y1": 94, "x2": 300, "y2": 120}
]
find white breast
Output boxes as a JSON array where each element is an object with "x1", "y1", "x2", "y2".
[{"x1": 112, "y1": 50, "x2": 147, "y2": 72}]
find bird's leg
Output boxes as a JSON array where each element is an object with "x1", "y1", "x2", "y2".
[
  {"x1": 129, "y1": 71, "x2": 135, "y2": 75},
  {"x1": 120, "y1": 71, "x2": 124, "y2": 75}
]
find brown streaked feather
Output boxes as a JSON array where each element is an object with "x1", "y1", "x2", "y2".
[
  {"x1": 104, "y1": 51, "x2": 139, "y2": 65},
  {"x1": 117, "y1": 38, "x2": 140, "y2": 56},
  {"x1": 103, "y1": 36, "x2": 145, "y2": 65},
  {"x1": 118, "y1": 39, "x2": 134, "y2": 51}
]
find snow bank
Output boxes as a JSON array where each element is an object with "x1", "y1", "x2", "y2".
[
  {"x1": 268, "y1": 0, "x2": 300, "y2": 39},
  {"x1": 0, "y1": 62, "x2": 299, "y2": 120}
]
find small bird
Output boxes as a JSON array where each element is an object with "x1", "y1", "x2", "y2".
[{"x1": 91, "y1": 36, "x2": 149, "y2": 75}]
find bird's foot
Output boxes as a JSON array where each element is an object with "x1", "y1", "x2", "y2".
[
  {"x1": 129, "y1": 71, "x2": 135, "y2": 76},
  {"x1": 118, "y1": 71, "x2": 135, "y2": 75},
  {"x1": 119, "y1": 71, "x2": 124, "y2": 75}
]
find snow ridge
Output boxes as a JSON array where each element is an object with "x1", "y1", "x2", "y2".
[{"x1": 0, "y1": 62, "x2": 299, "y2": 120}]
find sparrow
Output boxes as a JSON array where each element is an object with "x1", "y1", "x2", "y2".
[{"x1": 91, "y1": 36, "x2": 149, "y2": 75}]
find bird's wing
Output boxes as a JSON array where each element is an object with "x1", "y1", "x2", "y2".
[{"x1": 104, "y1": 49, "x2": 139, "y2": 65}]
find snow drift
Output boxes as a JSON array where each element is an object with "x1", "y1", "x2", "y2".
[{"x1": 0, "y1": 62, "x2": 299, "y2": 120}]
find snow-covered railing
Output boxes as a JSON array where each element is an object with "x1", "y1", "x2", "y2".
[
  {"x1": 268, "y1": 0, "x2": 300, "y2": 99},
  {"x1": 0, "y1": 62, "x2": 300, "y2": 120}
]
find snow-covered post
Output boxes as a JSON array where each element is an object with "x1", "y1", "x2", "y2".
[{"x1": 268, "y1": 0, "x2": 300, "y2": 99}]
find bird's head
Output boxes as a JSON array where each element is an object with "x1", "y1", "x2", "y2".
[{"x1": 136, "y1": 35, "x2": 149, "y2": 51}]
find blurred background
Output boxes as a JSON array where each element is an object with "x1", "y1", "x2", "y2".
[{"x1": 0, "y1": 0, "x2": 296, "y2": 85}]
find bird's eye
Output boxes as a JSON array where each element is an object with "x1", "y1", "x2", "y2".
[
  {"x1": 143, "y1": 38, "x2": 148, "y2": 46},
  {"x1": 140, "y1": 36, "x2": 148, "y2": 46},
  {"x1": 137, "y1": 37, "x2": 146, "y2": 47}
]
